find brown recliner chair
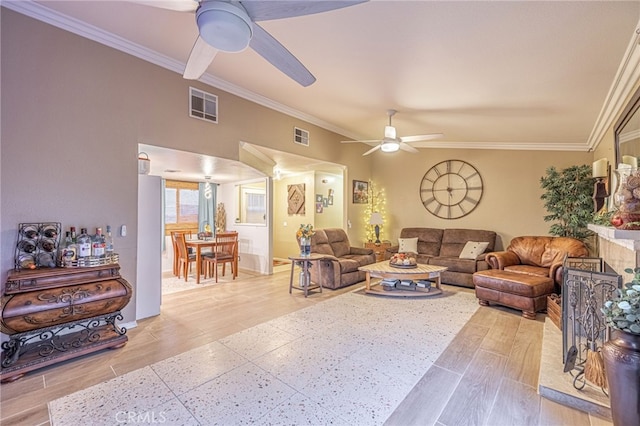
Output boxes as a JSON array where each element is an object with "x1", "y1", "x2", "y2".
[
  {"x1": 309, "y1": 228, "x2": 376, "y2": 289},
  {"x1": 486, "y1": 236, "x2": 589, "y2": 290},
  {"x1": 473, "y1": 236, "x2": 589, "y2": 319}
]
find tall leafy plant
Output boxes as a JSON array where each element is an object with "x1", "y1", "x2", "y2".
[{"x1": 540, "y1": 164, "x2": 594, "y2": 241}]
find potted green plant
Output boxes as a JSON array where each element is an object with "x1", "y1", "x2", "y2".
[
  {"x1": 601, "y1": 267, "x2": 640, "y2": 426},
  {"x1": 539, "y1": 164, "x2": 595, "y2": 242}
]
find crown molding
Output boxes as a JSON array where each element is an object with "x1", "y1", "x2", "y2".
[
  {"x1": 4, "y1": 1, "x2": 636, "y2": 152},
  {"x1": 1, "y1": 0, "x2": 362, "y2": 141},
  {"x1": 588, "y1": 19, "x2": 640, "y2": 151},
  {"x1": 410, "y1": 141, "x2": 589, "y2": 151}
]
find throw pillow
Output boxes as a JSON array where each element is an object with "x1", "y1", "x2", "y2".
[
  {"x1": 398, "y1": 237, "x2": 418, "y2": 253},
  {"x1": 459, "y1": 241, "x2": 490, "y2": 259}
]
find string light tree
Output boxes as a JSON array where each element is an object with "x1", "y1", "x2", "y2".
[{"x1": 363, "y1": 181, "x2": 390, "y2": 262}]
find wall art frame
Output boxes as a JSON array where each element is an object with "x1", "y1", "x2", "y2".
[{"x1": 353, "y1": 180, "x2": 369, "y2": 204}]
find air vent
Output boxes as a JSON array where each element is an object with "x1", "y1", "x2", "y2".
[
  {"x1": 294, "y1": 127, "x2": 309, "y2": 146},
  {"x1": 189, "y1": 87, "x2": 218, "y2": 123}
]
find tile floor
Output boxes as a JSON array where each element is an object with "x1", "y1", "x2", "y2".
[{"x1": 49, "y1": 289, "x2": 479, "y2": 425}]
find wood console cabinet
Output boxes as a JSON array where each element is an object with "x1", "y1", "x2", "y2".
[
  {"x1": 365, "y1": 242, "x2": 392, "y2": 263},
  {"x1": 1, "y1": 264, "x2": 132, "y2": 383}
]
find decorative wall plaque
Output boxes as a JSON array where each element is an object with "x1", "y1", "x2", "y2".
[{"x1": 287, "y1": 184, "x2": 305, "y2": 215}]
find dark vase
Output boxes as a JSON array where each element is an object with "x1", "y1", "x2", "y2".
[{"x1": 602, "y1": 329, "x2": 640, "y2": 426}]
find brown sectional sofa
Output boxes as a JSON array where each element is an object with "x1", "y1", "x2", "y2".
[
  {"x1": 309, "y1": 228, "x2": 377, "y2": 289},
  {"x1": 384, "y1": 227, "x2": 497, "y2": 288}
]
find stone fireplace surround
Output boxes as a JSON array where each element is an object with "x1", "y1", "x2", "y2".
[{"x1": 538, "y1": 224, "x2": 640, "y2": 419}]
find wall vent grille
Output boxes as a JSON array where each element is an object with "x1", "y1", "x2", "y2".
[
  {"x1": 294, "y1": 127, "x2": 309, "y2": 146},
  {"x1": 189, "y1": 87, "x2": 218, "y2": 123}
]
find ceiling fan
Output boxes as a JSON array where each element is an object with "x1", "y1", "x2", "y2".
[
  {"x1": 341, "y1": 110, "x2": 444, "y2": 156},
  {"x1": 136, "y1": 0, "x2": 367, "y2": 86}
]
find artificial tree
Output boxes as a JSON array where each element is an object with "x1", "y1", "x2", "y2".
[
  {"x1": 364, "y1": 181, "x2": 387, "y2": 242},
  {"x1": 539, "y1": 164, "x2": 594, "y2": 242}
]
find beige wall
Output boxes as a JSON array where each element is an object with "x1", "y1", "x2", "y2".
[
  {"x1": 372, "y1": 149, "x2": 593, "y2": 249},
  {"x1": 273, "y1": 172, "x2": 315, "y2": 258},
  {"x1": 313, "y1": 172, "x2": 343, "y2": 231}
]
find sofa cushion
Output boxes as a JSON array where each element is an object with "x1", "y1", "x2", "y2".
[
  {"x1": 400, "y1": 228, "x2": 443, "y2": 257},
  {"x1": 310, "y1": 230, "x2": 335, "y2": 256},
  {"x1": 430, "y1": 257, "x2": 478, "y2": 274},
  {"x1": 440, "y1": 229, "x2": 497, "y2": 258},
  {"x1": 323, "y1": 228, "x2": 351, "y2": 258},
  {"x1": 504, "y1": 264, "x2": 550, "y2": 278},
  {"x1": 459, "y1": 241, "x2": 490, "y2": 259},
  {"x1": 398, "y1": 237, "x2": 418, "y2": 253},
  {"x1": 337, "y1": 257, "x2": 361, "y2": 274}
]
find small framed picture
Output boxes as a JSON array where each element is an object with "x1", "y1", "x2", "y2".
[
  {"x1": 328, "y1": 189, "x2": 334, "y2": 197},
  {"x1": 323, "y1": 197, "x2": 329, "y2": 207},
  {"x1": 328, "y1": 196, "x2": 334, "y2": 205},
  {"x1": 315, "y1": 194, "x2": 323, "y2": 203},
  {"x1": 316, "y1": 202, "x2": 323, "y2": 213},
  {"x1": 353, "y1": 180, "x2": 369, "y2": 204}
]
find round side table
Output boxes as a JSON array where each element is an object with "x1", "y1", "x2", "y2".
[{"x1": 288, "y1": 253, "x2": 328, "y2": 297}]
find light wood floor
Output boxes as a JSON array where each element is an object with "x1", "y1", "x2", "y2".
[{"x1": 1, "y1": 269, "x2": 611, "y2": 426}]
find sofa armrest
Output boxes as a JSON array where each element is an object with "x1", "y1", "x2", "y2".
[
  {"x1": 486, "y1": 251, "x2": 520, "y2": 269},
  {"x1": 350, "y1": 247, "x2": 374, "y2": 256},
  {"x1": 318, "y1": 254, "x2": 340, "y2": 262},
  {"x1": 550, "y1": 262, "x2": 564, "y2": 286},
  {"x1": 475, "y1": 253, "x2": 488, "y2": 261},
  {"x1": 310, "y1": 257, "x2": 341, "y2": 289},
  {"x1": 384, "y1": 246, "x2": 399, "y2": 260}
]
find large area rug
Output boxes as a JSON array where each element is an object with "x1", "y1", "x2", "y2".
[{"x1": 49, "y1": 288, "x2": 478, "y2": 425}]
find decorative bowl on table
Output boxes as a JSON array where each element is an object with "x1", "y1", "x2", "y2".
[{"x1": 389, "y1": 252, "x2": 417, "y2": 268}]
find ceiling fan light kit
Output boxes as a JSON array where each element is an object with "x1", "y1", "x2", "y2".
[
  {"x1": 196, "y1": 1, "x2": 253, "y2": 52},
  {"x1": 380, "y1": 140, "x2": 400, "y2": 153}
]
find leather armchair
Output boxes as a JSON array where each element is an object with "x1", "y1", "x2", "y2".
[{"x1": 486, "y1": 236, "x2": 589, "y2": 289}]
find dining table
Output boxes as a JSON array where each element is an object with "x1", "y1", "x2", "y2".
[{"x1": 184, "y1": 238, "x2": 217, "y2": 284}]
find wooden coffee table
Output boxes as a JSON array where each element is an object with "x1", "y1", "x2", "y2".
[{"x1": 358, "y1": 261, "x2": 448, "y2": 297}]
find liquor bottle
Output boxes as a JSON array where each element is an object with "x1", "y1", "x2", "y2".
[
  {"x1": 77, "y1": 228, "x2": 92, "y2": 258},
  {"x1": 92, "y1": 227, "x2": 106, "y2": 258},
  {"x1": 105, "y1": 225, "x2": 114, "y2": 256},
  {"x1": 70, "y1": 226, "x2": 77, "y2": 243},
  {"x1": 59, "y1": 231, "x2": 77, "y2": 264}
]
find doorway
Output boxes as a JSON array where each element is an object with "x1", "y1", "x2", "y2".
[{"x1": 135, "y1": 143, "x2": 346, "y2": 317}]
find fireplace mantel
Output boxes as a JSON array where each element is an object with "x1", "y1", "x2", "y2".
[
  {"x1": 588, "y1": 224, "x2": 640, "y2": 276},
  {"x1": 588, "y1": 224, "x2": 640, "y2": 251}
]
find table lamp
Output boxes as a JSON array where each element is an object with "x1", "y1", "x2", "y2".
[{"x1": 369, "y1": 212, "x2": 384, "y2": 244}]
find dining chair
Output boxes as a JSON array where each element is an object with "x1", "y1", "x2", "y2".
[
  {"x1": 171, "y1": 230, "x2": 192, "y2": 276},
  {"x1": 203, "y1": 231, "x2": 238, "y2": 282},
  {"x1": 173, "y1": 231, "x2": 197, "y2": 281}
]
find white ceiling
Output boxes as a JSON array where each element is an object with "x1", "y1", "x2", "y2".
[{"x1": 6, "y1": 0, "x2": 640, "y2": 181}]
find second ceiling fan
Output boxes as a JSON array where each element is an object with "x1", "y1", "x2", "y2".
[{"x1": 342, "y1": 110, "x2": 444, "y2": 156}]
